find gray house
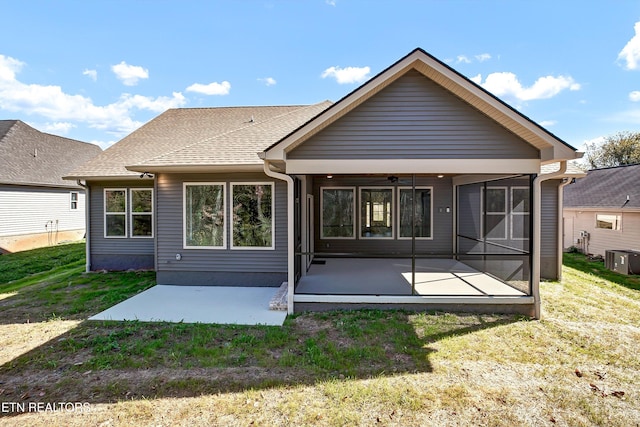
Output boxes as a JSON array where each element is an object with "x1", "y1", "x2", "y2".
[
  {"x1": 66, "y1": 49, "x2": 583, "y2": 318},
  {"x1": 564, "y1": 163, "x2": 640, "y2": 256},
  {"x1": 0, "y1": 120, "x2": 101, "y2": 253}
]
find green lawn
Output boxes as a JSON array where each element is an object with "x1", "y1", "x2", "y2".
[{"x1": 0, "y1": 246, "x2": 639, "y2": 426}]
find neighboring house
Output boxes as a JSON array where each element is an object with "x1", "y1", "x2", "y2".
[
  {"x1": 563, "y1": 163, "x2": 640, "y2": 256},
  {"x1": 65, "y1": 48, "x2": 583, "y2": 318},
  {"x1": 0, "y1": 120, "x2": 101, "y2": 253}
]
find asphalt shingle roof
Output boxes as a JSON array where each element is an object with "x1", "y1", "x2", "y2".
[
  {"x1": 563, "y1": 163, "x2": 640, "y2": 209},
  {"x1": 0, "y1": 120, "x2": 101, "y2": 188},
  {"x1": 66, "y1": 102, "x2": 332, "y2": 178}
]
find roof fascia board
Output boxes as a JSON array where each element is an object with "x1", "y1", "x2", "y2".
[{"x1": 564, "y1": 206, "x2": 640, "y2": 213}]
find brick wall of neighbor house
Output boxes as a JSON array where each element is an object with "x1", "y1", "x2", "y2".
[
  {"x1": 288, "y1": 70, "x2": 540, "y2": 161},
  {"x1": 0, "y1": 185, "x2": 87, "y2": 252},
  {"x1": 154, "y1": 172, "x2": 287, "y2": 287},
  {"x1": 88, "y1": 180, "x2": 155, "y2": 270},
  {"x1": 564, "y1": 210, "x2": 640, "y2": 256}
]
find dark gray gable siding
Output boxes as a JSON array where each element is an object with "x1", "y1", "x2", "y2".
[
  {"x1": 155, "y1": 172, "x2": 287, "y2": 287},
  {"x1": 88, "y1": 180, "x2": 154, "y2": 270},
  {"x1": 288, "y1": 70, "x2": 539, "y2": 160}
]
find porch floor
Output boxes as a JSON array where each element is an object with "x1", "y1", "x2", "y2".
[{"x1": 296, "y1": 258, "x2": 527, "y2": 296}]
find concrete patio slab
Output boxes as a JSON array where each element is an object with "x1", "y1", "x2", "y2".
[{"x1": 89, "y1": 285, "x2": 287, "y2": 326}]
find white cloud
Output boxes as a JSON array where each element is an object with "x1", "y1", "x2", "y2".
[
  {"x1": 477, "y1": 72, "x2": 580, "y2": 101},
  {"x1": 475, "y1": 53, "x2": 492, "y2": 62},
  {"x1": 42, "y1": 122, "x2": 76, "y2": 134},
  {"x1": 0, "y1": 55, "x2": 24, "y2": 81},
  {"x1": 321, "y1": 65, "x2": 370, "y2": 84},
  {"x1": 111, "y1": 61, "x2": 149, "y2": 86},
  {"x1": 82, "y1": 69, "x2": 97, "y2": 81},
  {"x1": 186, "y1": 81, "x2": 231, "y2": 95},
  {"x1": 90, "y1": 139, "x2": 116, "y2": 150},
  {"x1": 629, "y1": 90, "x2": 640, "y2": 102},
  {"x1": 258, "y1": 77, "x2": 277, "y2": 86},
  {"x1": 618, "y1": 21, "x2": 640, "y2": 70},
  {"x1": 456, "y1": 55, "x2": 471, "y2": 64},
  {"x1": 0, "y1": 54, "x2": 186, "y2": 138},
  {"x1": 326, "y1": 0, "x2": 336, "y2": 5},
  {"x1": 469, "y1": 74, "x2": 482, "y2": 84},
  {"x1": 539, "y1": 120, "x2": 557, "y2": 127}
]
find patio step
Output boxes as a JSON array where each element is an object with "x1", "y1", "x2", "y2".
[{"x1": 269, "y1": 282, "x2": 288, "y2": 311}]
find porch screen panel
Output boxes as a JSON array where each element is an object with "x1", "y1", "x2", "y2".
[
  {"x1": 399, "y1": 188, "x2": 431, "y2": 238},
  {"x1": 321, "y1": 188, "x2": 355, "y2": 238},
  {"x1": 360, "y1": 188, "x2": 393, "y2": 238},
  {"x1": 457, "y1": 176, "x2": 533, "y2": 295},
  {"x1": 184, "y1": 184, "x2": 225, "y2": 248}
]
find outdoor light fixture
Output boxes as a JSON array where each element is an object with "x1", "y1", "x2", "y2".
[
  {"x1": 139, "y1": 172, "x2": 154, "y2": 178},
  {"x1": 387, "y1": 175, "x2": 398, "y2": 183},
  {"x1": 437, "y1": 174, "x2": 444, "y2": 178},
  {"x1": 327, "y1": 174, "x2": 333, "y2": 179}
]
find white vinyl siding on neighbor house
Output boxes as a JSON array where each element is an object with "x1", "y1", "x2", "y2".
[
  {"x1": 0, "y1": 186, "x2": 86, "y2": 237},
  {"x1": 564, "y1": 210, "x2": 640, "y2": 257}
]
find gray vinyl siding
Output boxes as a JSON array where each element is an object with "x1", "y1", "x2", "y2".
[
  {"x1": 541, "y1": 180, "x2": 559, "y2": 279},
  {"x1": 313, "y1": 175, "x2": 453, "y2": 255},
  {"x1": 155, "y1": 172, "x2": 287, "y2": 286},
  {"x1": 88, "y1": 180, "x2": 154, "y2": 270},
  {"x1": 0, "y1": 184, "x2": 86, "y2": 237},
  {"x1": 289, "y1": 70, "x2": 539, "y2": 160}
]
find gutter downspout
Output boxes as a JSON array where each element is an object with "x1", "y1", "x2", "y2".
[
  {"x1": 532, "y1": 160, "x2": 567, "y2": 320},
  {"x1": 260, "y1": 155, "x2": 295, "y2": 315},
  {"x1": 557, "y1": 178, "x2": 572, "y2": 282},
  {"x1": 77, "y1": 180, "x2": 90, "y2": 272}
]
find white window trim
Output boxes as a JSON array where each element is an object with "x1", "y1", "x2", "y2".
[
  {"x1": 397, "y1": 186, "x2": 434, "y2": 240},
  {"x1": 595, "y1": 213, "x2": 622, "y2": 231},
  {"x1": 130, "y1": 188, "x2": 154, "y2": 239},
  {"x1": 320, "y1": 186, "x2": 356, "y2": 240},
  {"x1": 481, "y1": 186, "x2": 507, "y2": 241},
  {"x1": 510, "y1": 186, "x2": 530, "y2": 241},
  {"x1": 359, "y1": 186, "x2": 395, "y2": 240},
  {"x1": 183, "y1": 182, "x2": 227, "y2": 250},
  {"x1": 70, "y1": 191, "x2": 79, "y2": 211},
  {"x1": 230, "y1": 182, "x2": 275, "y2": 250},
  {"x1": 104, "y1": 188, "x2": 127, "y2": 239}
]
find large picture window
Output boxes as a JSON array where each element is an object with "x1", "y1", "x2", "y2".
[
  {"x1": 130, "y1": 189, "x2": 154, "y2": 238},
  {"x1": 231, "y1": 183, "x2": 274, "y2": 249},
  {"x1": 398, "y1": 187, "x2": 432, "y2": 239},
  {"x1": 184, "y1": 183, "x2": 226, "y2": 248},
  {"x1": 360, "y1": 187, "x2": 393, "y2": 238},
  {"x1": 511, "y1": 187, "x2": 530, "y2": 240},
  {"x1": 321, "y1": 187, "x2": 355, "y2": 239},
  {"x1": 482, "y1": 187, "x2": 507, "y2": 240},
  {"x1": 104, "y1": 189, "x2": 127, "y2": 238}
]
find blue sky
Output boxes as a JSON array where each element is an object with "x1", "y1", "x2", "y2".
[{"x1": 2, "y1": 1, "x2": 640, "y2": 153}]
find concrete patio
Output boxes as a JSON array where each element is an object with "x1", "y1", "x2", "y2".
[{"x1": 89, "y1": 285, "x2": 287, "y2": 326}]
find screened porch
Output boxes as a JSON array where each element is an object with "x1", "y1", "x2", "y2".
[{"x1": 294, "y1": 174, "x2": 534, "y2": 298}]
